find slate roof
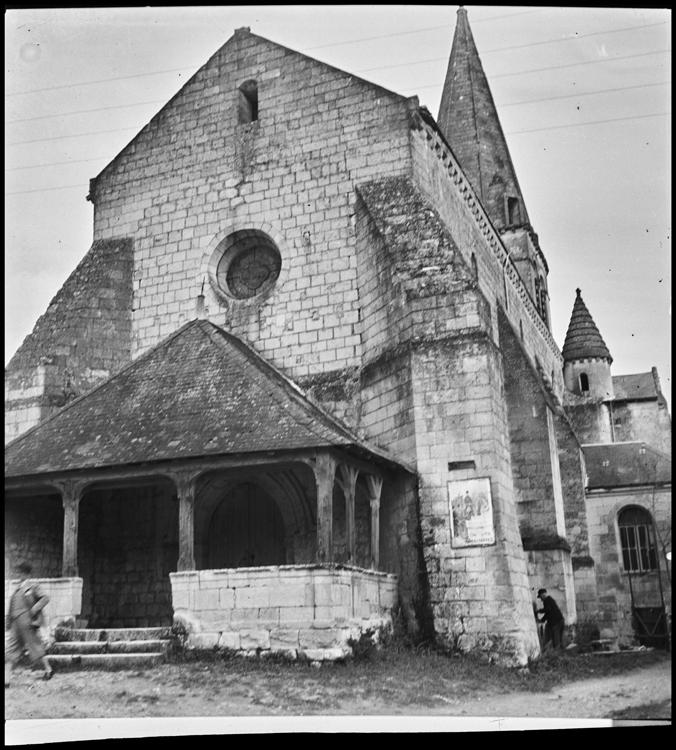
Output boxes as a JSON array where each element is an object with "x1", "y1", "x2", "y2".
[
  {"x1": 612, "y1": 372, "x2": 658, "y2": 401},
  {"x1": 5, "y1": 320, "x2": 409, "y2": 478},
  {"x1": 562, "y1": 288, "x2": 612, "y2": 363},
  {"x1": 583, "y1": 442, "x2": 671, "y2": 489}
]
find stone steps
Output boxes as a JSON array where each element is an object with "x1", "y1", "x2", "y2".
[
  {"x1": 47, "y1": 652, "x2": 166, "y2": 671},
  {"x1": 54, "y1": 627, "x2": 172, "y2": 642},
  {"x1": 49, "y1": 639, "x2": 170, "y2": 655},
  {"x1": 47, "y1": 626, "x2": 174, "y2": 671}
]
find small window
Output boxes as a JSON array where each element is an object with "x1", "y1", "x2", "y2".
[
  {"x1": 579, "y1": 373, "x2": 589, "y2": 393},
  {"x1": 618, "y1": 507, "x2": 657, "y2": 572},
  {"x1": 238, "y1": 80, "x2": 258, "y2": 124},
  {"x1": 507, "y1": 196, "x2": 520, "y2": 225},
  {"x1": 471, "y1": 253, "x2": 478, "y2": 280}
]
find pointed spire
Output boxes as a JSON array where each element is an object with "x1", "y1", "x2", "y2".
[
  {"x1": 437, "y1": 7, "x2": 529, "y2": 230},
  {"x1": 562, "y1": 289, "x2": 612, "y2": 363}
]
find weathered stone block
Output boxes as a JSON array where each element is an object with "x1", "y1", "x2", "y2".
[
  {"x1": 235, "y1": 586, "x2": 269, "y2": 609},
  {"x1": 239, "y1": 629, "x2": 271, "y2": 650},
  {"x1": 300, "y1": 647, "x2": 348, "y2": 662},
  {"x1": 218, "y1": 631, "x2": 241, "y2": 650},
  {"x1": 230, "y1": 608, "x2": 259, "y2": 624},
  {"x1": 171, "y1": 589, "x2": 190, "y2": 610},
  {"x1": 188, "y1": 632, "x2": 220, "y2": 650},
  {"x1": 269, "y1": 584, "x2": 311, "y2": 608},
  {"x1": 193, "y1": 588, "x2": 220, "y2": 611},
  {"x1": 298, "y1": 628, "x2": 342, "y2": 649},
  {"x1": 269, "y1": 628, "x2": 300, "y2": 649}
]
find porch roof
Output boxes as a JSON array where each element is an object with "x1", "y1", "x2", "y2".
[{"x1": 5, "y1": 319, "x2": 412, "y2": 478}]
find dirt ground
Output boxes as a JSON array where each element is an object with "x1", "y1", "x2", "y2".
[{"x1": 5, "y1": 650, "x2": 671, "y2": 724}]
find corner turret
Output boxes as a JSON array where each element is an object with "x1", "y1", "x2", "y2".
[{"x1": 562, "y1": 288, "x2": 614, "y2": 399}]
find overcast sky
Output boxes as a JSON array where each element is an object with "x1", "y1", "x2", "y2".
[{"x1": 5, "y1": 6, "x2": 671, "y2": 407}]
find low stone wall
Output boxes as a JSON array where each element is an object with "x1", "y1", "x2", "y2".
[
  {"x1": 170, "y1": 564, "x2": 398, "y2": 661},
  {"x1": 5, "y1": 577, "x2": 83, "y2": 642}
]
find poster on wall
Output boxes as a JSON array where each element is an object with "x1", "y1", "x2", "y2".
[{"x1": 448, "y1": 477, "x2": 495, "y2": 547}]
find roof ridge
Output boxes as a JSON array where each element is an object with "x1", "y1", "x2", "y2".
[{"x1": 5, "y1": 319, "x2": 201, "y2": 450}]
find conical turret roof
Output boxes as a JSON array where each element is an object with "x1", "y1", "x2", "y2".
[
  {"x1": 562, "y1": 289, "x2": 612, "y2": 363},
  {"x1": 437, "y1": 7, "x2": 529, "y2": 230}
]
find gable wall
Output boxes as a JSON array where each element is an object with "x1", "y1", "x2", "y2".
[
  {"x1": 91, "y1": 31, "x2": 413, "y2": 383},
  {"x1": 611, "y1": 399, "x2": 672, "y2": 455}
]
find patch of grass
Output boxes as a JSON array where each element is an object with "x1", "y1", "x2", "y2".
[{"x1": 131, "y1": 640, "x2": 673, "y2": 708}]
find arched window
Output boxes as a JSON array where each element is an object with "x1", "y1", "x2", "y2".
[
  {"x1": 618, "y1": 507, "x2": 657, "y2": 572},
  {"x1": 238, "y1": 80, "x2": 258, "y2": 124},
  {"x1": 579, "y1": 373, "x2": 589, "y2": 393}
]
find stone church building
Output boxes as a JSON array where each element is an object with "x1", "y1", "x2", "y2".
[{"x1": 5, "y1": 9, "x2": 671, "y2": 664}]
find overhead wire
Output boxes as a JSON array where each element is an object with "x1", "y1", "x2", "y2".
[
  {"x1": 6, "y1": 17, "x2": 665, "y2": 97},
  {"x1": 6, "y1": 47, "x2": 670, "y2": 132},
  {"x1": 6, "y1": 109, "x2": 670, "y2": 195},
  {"x1": 6, "y1": 14, "x2": 670, "y2": 185}
]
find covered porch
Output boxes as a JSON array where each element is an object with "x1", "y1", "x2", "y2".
[{"x1": 5, "y1": 321, "x2": 415, "y2": 658}]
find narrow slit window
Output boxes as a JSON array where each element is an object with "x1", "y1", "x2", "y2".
[
  {"x1": 238, "y1": 80, "x2": 259, "y2": 124},
  {"x1": 507, "y1": 196, "x2": 520, "y2": 225}
]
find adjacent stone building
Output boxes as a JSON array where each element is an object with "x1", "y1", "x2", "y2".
[{"x1": 5, "y1": 9, "x2": 671, "y2": 663}]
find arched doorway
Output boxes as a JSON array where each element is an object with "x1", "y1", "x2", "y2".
[{"x1": 207, "y1": 482, "x2": 286, "y2": 568}]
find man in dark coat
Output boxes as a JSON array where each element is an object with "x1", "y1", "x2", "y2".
[
  {"x1": 537, "y1": 588, "x2": 565, "y2": 650},
  {"x1": 5, "y1": 562, "x2": 53, "y2": 686}
]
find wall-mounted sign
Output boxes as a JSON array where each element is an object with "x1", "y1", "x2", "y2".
[{"x1": 448, "y1": 477, "x2": 495, "y2": 547}]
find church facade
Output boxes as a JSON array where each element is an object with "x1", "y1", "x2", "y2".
[{"x1": 5, "y1": 10, "x2": 671, "y2": 663}]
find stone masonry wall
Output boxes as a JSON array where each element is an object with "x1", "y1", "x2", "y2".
[
  {"x1": 526, "y1": 548, "x2": 576, "y2": 625},
  {"x1": 572, "y1": 560, "x2": 599, "y2": 618},
  {"x1": 409, "y1": 340, "x2": 540, "y2": 664},
  {"x1": 585, "y1": 487, "x2": 671, "y2": 642},
  {"x1": 564, "y1": 397, "x2": 611, "y2": 445},
  {"x1": 611, "y1": 399, "x2": 672, "y2": 456},
  {"x1": 78, "y1": 486, "x2": 176, "y2": 628},
  {"x1": 499, "y1": 310, "x2": 562, "y2": 535},
  {"x1": 353, "y1": 175, "x2": 540, "y2": 662},
  {"x1": 408, "y1": 114, "x2": 564, "y2": 402},
  {"x1": 5, "y1": 494, "x2": 63, "y2": 579},
  {"x1": 91, "y1": 30, "x2": 413, "y2": 386},
  {"x1": 171, "y1": 564, "x2": 398, "y2": 661},
  {"x1": 5, "y1": 239, "x2": 134, "y2": 444},
  {"x1": 556, "y1": 412, "x2": 592, "y2": 560}
]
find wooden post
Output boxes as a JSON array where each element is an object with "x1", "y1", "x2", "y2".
[
  {"x1": 173, "y1": 471, "x2": 199, "y2": 572},
  {"x1": 315, "y1": 451, "x2": 337, "y2": 563},
  {"x1": 56, "y1": 480, "x2": 86, "y2": 578},
  {"x1": 339, "y1": 464, "x2": 359, "y2": 564},
  {"x1": 366, "y1": 475, "x2": 383, "y2": 570}
]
